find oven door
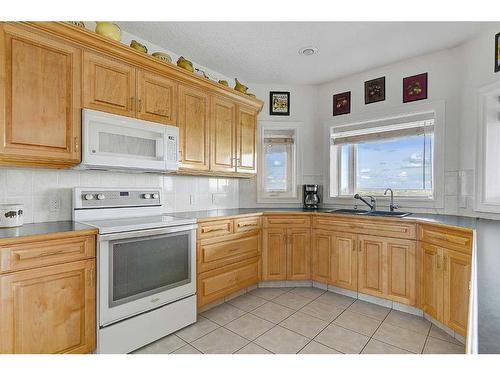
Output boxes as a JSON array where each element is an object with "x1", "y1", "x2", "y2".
[{"x1": 98, "y1": 224, "x2": 196, "y2": 326}]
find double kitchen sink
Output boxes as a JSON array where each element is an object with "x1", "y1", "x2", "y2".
[{"x1": 329, "y1": 208, "x2": 412, "y2": 218}]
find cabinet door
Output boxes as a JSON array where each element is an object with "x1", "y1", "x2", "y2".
[
  {"x1": 385, "y1": 238, "x2": 416, "y2": 306},
  {"x1": 136, "y1": 70, "x2": 177, "y2": 125},
  {"x1": 0, "y1": 259, "x2": 96, "y2": 354},
  {"x1": 0, "y1": 23, "x2": 81, "y2": 166},
  {"x1": 443, "y1": 249, "x2": 471, "y2": 336},
  {"x1": 178, "y1": 84, "x2": 210, "y2": 171},
  {"x1": 358, "y1": 235, "x2": 385, "y2": 297},
  {"x1": 311, "y1": 230, "x2": 332, "y2": 284},
  {"x1": 235, "y1": 105, "x2": 257, "y2": 174},
  {"x1": 420, "y1": 242, "x2": 443, "y2": 320},
  {"x1": 210, "y1": 96, "x2": 236, "y2": 173},
  {"x1": 331, "y1": 232, "x2": 358, "y2": 291},
  {"x1": 287, "y1": 228, "x2": 311, "y2": 280},
  {"x1": 261, "y1": 228, "x2": 287, "y2": 280},
  {"x1": 83, "y1": 51, "x2": 136, "y2": 117}
]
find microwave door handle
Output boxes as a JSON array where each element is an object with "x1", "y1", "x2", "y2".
[{"x1": 98, "y1": 224, "x2": 197, "y2": 242}]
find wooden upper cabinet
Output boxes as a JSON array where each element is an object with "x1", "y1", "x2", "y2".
[
  {"x1": 210, "y1": 96, "x2": 236, "y2": 173},
  {"x1": 331, "y1": 232, "x2": 358, "y2": 291},
  {"x1": 385, "y1": 238, "x2": 416, "y2": 306},
  {"x1": 420, "y1": 242, "x2": 443, "y2": 320},
  {"x1": 83, "y1": 51, "x2": 136, "y2": 117},
  {"x1": 136, "y1": 70, "x2": 177, "y2": 125},
  {"x1": 236, "y1": 105, "x2": 257, "y2": 174},
  {"x1": 0, "y1": 23, "x2": 81, "y2": 166},
  {"x1": 443, "y1": 249, "x2": 471, "y2": 336},
  {"x1": 312, "y1": 230, "x2": 332, "y2": 284},
  {"x1": 0, "y1": 259, "x2": 96, "y2": 354},
  {"x1": 261, "y1": 228, "x2": 287, "y2": 280},
  {"x1": 178, "y1": 84, "x2": 210, "y2": 171},
  {"x1": 287, "y1": 228, "x2": 311, "y2": 280},
  {"x1": 358, "y1": 235, "x2": 385, "y2": 298}
]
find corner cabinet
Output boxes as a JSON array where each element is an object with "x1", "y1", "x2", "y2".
[{"x1": 0, "y1": 23, "x2": 82, "y2": 167}]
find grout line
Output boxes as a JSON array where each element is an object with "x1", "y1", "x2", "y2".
[
  {"x1": 358, "y1": 306, "x2": 391, "y2": 354},
  {"x1": 421, "y1": 321, "x2": 433, "y2": 354}
]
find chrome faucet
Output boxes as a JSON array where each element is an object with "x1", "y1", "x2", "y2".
[
  {"x1": 354, "y1": 194, "x2": 376, "y2": 211},
  {"x1": 384, "y1": 188, "x2": 399, "y2": 212}
]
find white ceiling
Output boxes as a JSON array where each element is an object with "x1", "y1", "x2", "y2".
[{"x1": 119, "y1": 22, "x2": 493, "y2": 85}]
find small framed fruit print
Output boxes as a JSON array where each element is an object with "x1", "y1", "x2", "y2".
[
  {"x1": 495, "y1": 32, "x2": 500, "y2": 73},
  {"x1": 333, "y1": 91, "x2": 351, "y2": 116},
  {"x1": 269, "y1": 91, "x2": 290, "y2": 116},
  {"x1": 403, "y1": 73, "x2": 428, "y2": 103},
  {"x1": 365, "y1": 76, "x2": 385, "y2": 104}
]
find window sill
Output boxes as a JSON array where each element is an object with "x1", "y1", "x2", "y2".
[{"x1": 325, "y1": 195, "x2": 444, "y2": 210}]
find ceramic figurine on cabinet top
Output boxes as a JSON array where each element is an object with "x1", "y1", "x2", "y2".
[
  {"x1": 152, "y1": 52, "x2": 172, "y2": 63},
  {"x1": 130, "y1": 40, "x2": 147, "y2": 53},
  {"x1": 234, "y1": 78, "x2": 248, "y2": 94},
  {"x1": 177, "y1": 56, "x2": 194, "y2": 72},
  {"x1": 94, "y1": 22, "x2": 121, "y2": 42}
]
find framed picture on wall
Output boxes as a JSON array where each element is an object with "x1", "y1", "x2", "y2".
[
  {"x1": 495, "y1": 32, "x2": 500, "y2": 73},
  {"x1": 269, "y1": 91, "x2": 290, "y2": 116},
  {"x1": 403, "y1": 73, "x2": 428, "y2": 103},
  {"x1": 332, "y1": 91, "x2": 351, "y2": 116},
  {"x1": 365, "y1": 76, "x2": 386, "y2": 104}
]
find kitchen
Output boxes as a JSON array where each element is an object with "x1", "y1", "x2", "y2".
[{"x1": 1, "y1": 1, "x2": 500, "y2": 373}]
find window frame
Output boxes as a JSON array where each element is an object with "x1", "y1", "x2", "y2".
[
  {"x1": 324, "y1": 101, "x2": 445, "y2": 209},
  {"x1": 257, "y1": 121, "x2": 302, "y2": 204}
]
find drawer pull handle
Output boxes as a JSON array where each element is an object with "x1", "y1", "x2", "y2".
[
  {"x1": 238, "y1": 223, "x2": 257, "y2": 227},
  {"x1": 15, "y1": 249, "x2": 68, "y2": 260},
  {"x1": 228, "y1": 248, "x2": 239, "y2": 252},
  {"x1": 203, "y1": 226, "x2": 227, "y2": 233}
]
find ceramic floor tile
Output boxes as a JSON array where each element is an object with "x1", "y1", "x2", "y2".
[
  {"x1": 225, "y1": 313, "x2": 275, "y2": 340},
  {"x1": 373, "y1": 322, "x2": 427, "y2": 353},
  {"x1": 348, "y1": 300, "x2": 391, "y2": 321},
  {"x1": 423, "y1": 337, "x2": 465, "y2": 354},
  {"x1": 171, "y1": 344, "x2": 202, "y2": 354},
  {"x1": 299, "y1": 300, "x2": 346, "y2": 322},
  {"x1": 174, "y1": 316, "x2": 219, "y2": 343},
  {"x1": 227, "y1": 293, "x2": 268, "y2": 312},
  {"x1": 361, "y1": 339, "x2": 412, "y2": 354},
  {"x1": 385, "y1": 310, "x2": 431, "y2": 334},
  {"x1": 333, "y1": 310, "x2": 381, "y2": 336},
  {"x1": 254, "y1": 326, "x2": 310, "y2": 354},
  {"x1": 251, "y1": 301, "x2": 295, "y2": 324},
  {"x1": 235, "y1": 342, "x2": 273, "y2": 354},
  {"x1": 315, "y1": 291, "x2": 356, "y2": 309},
  {"x1": 279, "y1": 311, "x2": 329, "y2": 339},
  {"x1": 428, "y1": 324, "x2": 462, "y2": 345},
  {"x1": 290, "y1": 287, "x2": 326, "y2": 299},
  {"x1": 132, "y1": 334, "x2": 186, "y2": 354},
  {"x1": 315, "y1": 324, "x2": 369, "y2": 354},
  {"x1": 191, "y1": 327, "x2": 249, "y2": 354},
  {"x1": 273, "y1": 291, "x2": 312, "y2": 310},
  {"x1": 201, "y1": 303, "x2": 246, "y2": 325},
  {"x1": 299, "y1": 341, "x2": 342, "y2": 354},
  {"x1": 249, "y1": 287, "x2": 289, "y2": 300}
]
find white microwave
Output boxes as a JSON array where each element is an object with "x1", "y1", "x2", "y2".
[{"x1": 78, "y1": 109, "x2": 179, "y2": 173}]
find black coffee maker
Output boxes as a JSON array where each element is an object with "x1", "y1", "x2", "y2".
[{"x1": 303, "y1": 184, "x2": 320, "y2": 209}]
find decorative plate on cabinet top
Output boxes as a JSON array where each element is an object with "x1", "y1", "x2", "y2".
[
  {"x1": 152, "y1": 52, "x2": 172, "y2": 63},
  {"x1": 67, "y1": 21, "x2": 85, "y2": 28}
]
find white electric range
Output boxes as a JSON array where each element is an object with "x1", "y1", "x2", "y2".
[{"x1": 73, "y1": 187, "x2": 197, "y2": 354}]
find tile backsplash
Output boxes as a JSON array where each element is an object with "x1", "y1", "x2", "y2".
[{"x1": 0, "y1": 167, "x2": 239, "y2": 224}]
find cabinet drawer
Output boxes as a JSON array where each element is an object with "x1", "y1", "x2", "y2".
[
  {"x1": 198, "y1": 233, "x2": 259, "y2": 273},
  {"x1": 263, "y1": 215, "x2": 311, "y2": 228},
  {"x1": 313, "y1": 216, "x2": 416, "y2": 240},
  {"x1": 234, "y1": 216, "x2": 261, "y2": 233},
  {"x1": 197, "y1": 258, "x2": 259, "y2": 307},
  {"x1": 0, "y1": 235, "x2": 96, "y2": 274},
  {"x1": 197, "y1": 219, "x2": 233, "y2": 239},
  {"x1": 419, "y1": 224, "x2": 472, "y2": 254}
]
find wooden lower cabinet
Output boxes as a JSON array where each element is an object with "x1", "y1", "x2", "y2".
[
  {"x1": 358, "y1": 235, "x2": 385, "y2": 298},
  {"x1": 0, "y1": 259, "x2": 96, "y2": 354},
  {"x1": 262, "y1": 228, "x2": 287, "y2": 280},
  {"x1": 311, "y1": 230, "x2": 332, "y2": 284},
  {"x1": 197, "y1": 257, "x2": 259, "y2": 307},
  {"x1": 420, "y1": 242, "x2": 443, "y2": 319},
  {"x1": 331, "y1": 232, "x2": 358, "y2": 291},
  {"x1": 287, "y1": 228, "x2": 311, "y2": 280}
]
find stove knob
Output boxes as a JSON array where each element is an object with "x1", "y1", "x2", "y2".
[
  {"x1": 84, "y1": 194, "x2": 94, "y2": 201},
  {"x1": 143, "y1": 193, "x2": 152, "y2": 199},
  {"x1": 152, "y1": 193, "x2": 159, "y2": 199},
  {"x1": 96, "y1": 194, "x2": 105, "y2": 200}
]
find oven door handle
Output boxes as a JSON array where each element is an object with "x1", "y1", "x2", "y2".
[{"x1": 98, "y1": 224, "x2": 197, "y2": 241}]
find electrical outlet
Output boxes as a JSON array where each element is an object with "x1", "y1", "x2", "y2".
[{"x1": 48, "y1": 195, "x2": 61, "y2": 213}]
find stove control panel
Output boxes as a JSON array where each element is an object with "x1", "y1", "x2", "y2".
[{"x1": 77, "y1": 189, "x2": 161, "y2": 208}]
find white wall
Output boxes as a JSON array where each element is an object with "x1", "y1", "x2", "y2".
[
  {"x1": 0, "y1": 168, "x2": 239, "y2": 223},
  {"x1": 239, "y1": 83, "x2": 320, "y2": 208}
]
